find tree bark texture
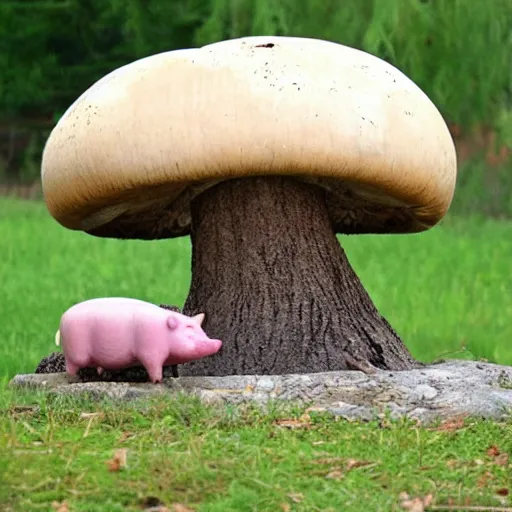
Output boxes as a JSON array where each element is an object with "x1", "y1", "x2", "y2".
[{"x1": 181, "y1": 176, "x2": 418, "y2": 377}]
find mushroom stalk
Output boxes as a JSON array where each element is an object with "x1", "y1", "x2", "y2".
[{"x1": 181, "y1": 176, "x2": 418, "y2": 377}]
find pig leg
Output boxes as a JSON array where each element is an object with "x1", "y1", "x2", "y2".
[
  {"x1": 143, "y1": 362, "x2": 163, "y2": 384},
  {"x1": 65, "y1": 359, "x2": 80, "y2": 376},
  {"x1": 137, "y1": 351, "x2": 165, "y2": 384},
  {"x1": 97, "y1": 367, "x2": 104, "y2": 376}
]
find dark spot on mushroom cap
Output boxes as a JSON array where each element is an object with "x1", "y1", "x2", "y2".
[{"x1": 255, "y1": 43, "x2": 275, "y2": 48}]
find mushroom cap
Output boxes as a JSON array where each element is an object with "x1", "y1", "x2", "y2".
[{"x1": 41, "y1": 36, "x2": 457, "y2": 239}]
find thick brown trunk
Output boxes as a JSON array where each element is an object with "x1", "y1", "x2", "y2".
[{"x1": 180, "y1": 176, "x2": 417, "y2": 377}]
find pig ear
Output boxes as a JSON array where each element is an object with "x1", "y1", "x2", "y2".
[
  {"x1": 192, "y1": 313, "x2": 205, "y2": 326},
  {"x1": 167, "y1": 313, "x2": 179, "y2": 330}
]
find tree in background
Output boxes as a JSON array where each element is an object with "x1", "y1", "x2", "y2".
[
  {"x1": 0, "y1": 0, "x2": 209, "y2": 119},
  {"x1": 1, "y1": 0, "x2": 512, "y2": 200}
]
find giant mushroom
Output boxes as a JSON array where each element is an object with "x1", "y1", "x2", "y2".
[{"x1": 41, "y1": 36, "x2": 457, "y2": 377}]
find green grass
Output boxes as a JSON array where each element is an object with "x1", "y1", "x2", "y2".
[
  {"x1": 1, "y1": 198, "x2": 511, "y2": 511},
  {"x1": 1, "y1": 198, "x2": 511, "y2": 378},
  {"x1": 1, "y1": 390, "x2": 511, "y2": 512}
]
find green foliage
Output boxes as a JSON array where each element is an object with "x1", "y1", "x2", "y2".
[
  {"x1": 0, "y1": 2, "x2": 58, "y2": 116},
  {"x1": 0, "y1": 0, "x2": 207, "y2": 118},
  {"x1": 1, "y1": 0, "x2": 511, "y2": 128},
  {"x1": 2, "y1": 0, "x2": 512, "y2": 194}
]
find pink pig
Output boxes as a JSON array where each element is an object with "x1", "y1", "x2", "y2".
[{"x1": 56, "y1": 297, "x2": 222, "y2": 383}]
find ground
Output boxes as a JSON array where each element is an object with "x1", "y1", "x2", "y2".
[{"x1": 1, "y1": 390, "x2": 511, "y2": 511}]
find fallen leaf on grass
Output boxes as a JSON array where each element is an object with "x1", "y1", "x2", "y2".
[
  {"x1": 325, "y1": 469, "x2": 344, "y2": 480},
  {"x1": 51, "y1": 501, "x2": 69, "y2": 512},
  {"x1": 487, "y1": 445, "x2": 501, "y2": 457},
  {"x1": 486, "y1": 446, "x2": 510, "y2": 467},
  {"x1": 280, "y1": 504, "x2": 291, "y2": 512},
  {"x1": 274, "y1": 416, "x2": 311, "y2": 429},
  {"x1": 399, "y1": 492, "x2": 433, "y2": 512},
  {"x1": 118, "y1": 431, "x2": 136, "y2": 443},
  {"x1": 447, "y1": 496, "x2": 474, "y2": 508},
  {"x1": 106, "y1": 448, "x2": 127, "y2": 472},
  {"x1": 311, "y1": 457, "x2": 378, "y2": 480},
  {"x1": 477, "y1": 471, "x2": 494, "y2": 488},
  {"x1": 287, "y1": 492, "x2": 304, "y2": 503},
  {"x1": 494, "y1": 453, "x2": 510, "y2": 466},
  {"x1": 496, "y1": 488, "x2": 510, "y2": 497},
  {"x1": 346, "y1": 458, "x2": 373, "y2": 470},
  {"x1": 429, "y1": 416, "x2": 466, "y2": 432}
]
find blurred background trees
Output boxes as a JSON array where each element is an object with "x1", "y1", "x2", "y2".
[{"x1": 1, "y1": 0, "x2": 511, "y2": 215}]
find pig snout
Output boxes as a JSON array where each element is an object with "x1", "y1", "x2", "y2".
[
  {"x1": 172, "y1": 338, "x2": 222, "y2": 365},
  {"x1": 165, "y1": 313, "x2": 222, "y2": 364}
]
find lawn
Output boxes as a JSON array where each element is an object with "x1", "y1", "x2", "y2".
[
  {"x1": 1, "y1": 390, "x2": 511, "y2": 512},
  {"x1": 1, "y1": 197, "x2": 511, "y2": 511}
]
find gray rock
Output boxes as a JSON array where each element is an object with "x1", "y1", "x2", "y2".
[{"x1": 9, "y1": 360, "x2": 512, "y2": 423}]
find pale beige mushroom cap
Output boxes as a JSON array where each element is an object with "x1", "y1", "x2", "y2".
[{"x1": 41, "y1": 36, "x2": 457, "y2": 239}]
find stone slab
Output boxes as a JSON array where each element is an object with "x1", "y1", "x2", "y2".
[{"x1": 9, "y1": 360, "x2": 512, "y2": 423}]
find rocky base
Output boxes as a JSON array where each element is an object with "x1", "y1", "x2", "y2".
[{"x1": 12, "y1": 360, "x2": 512, "y2": 423}]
